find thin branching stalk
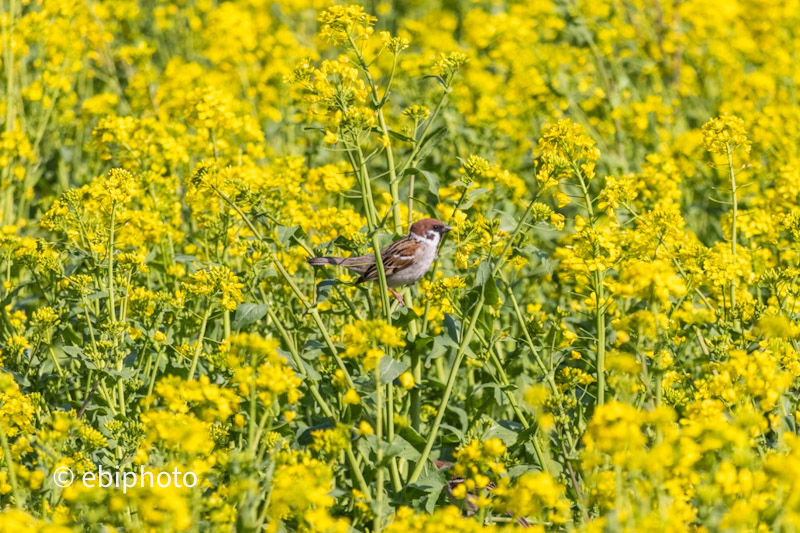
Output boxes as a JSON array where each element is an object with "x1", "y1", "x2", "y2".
[
  {"x1": 574, "y1": 162, "x2": 606, "y2": 405},
  {"x1": 347, "y1": 35, "x2": 403, "y2": 233},
  {"x1": 387, "y1": 382, "x2": 402, "y2": 492},
  {"x1": 408, "y1": 197, "x2": 539, "y2": 484},
  {"x1": 503, "y1": 277, "x2": 558, "y2": 392},
  {"x1": 187, "y1": 305, "x2": 213, "y2": 381},
  {"x1": 374, "y1": 367, "x2": 384, "y2": 532},
  {"x1": 399, "y1": 90, "x2": 450, "y2": 175},
  {"x1": 107, "y1": 204, "x2": 126, "y2": 416},
  {"x1": 351, "y1": 145, "x2": 394, "y2": 319},
  {"x1": 407, "y1": 294, "x2": 482, "y2": 485},
  {"x1": 727, "y1": 142, "x2": 738, "y2": 321},
  {"x1": 484, "y1": 342, "x2": 551, "y2": 475},
  {"x1": 0, "y1": 422, "x2": 23, "y2": 509},
  {"x1": 206, "y1": 181, "x2": 356, "y2": 388},
  {"x1": 1, "y1": 0, "x2": 17, "y2": 226},
  {"x1": 501, "y1": 284, "x2": 575, "y2": 452},
  {"x1": 108, "y1": 204, "x2": 117, "y2": 323}
]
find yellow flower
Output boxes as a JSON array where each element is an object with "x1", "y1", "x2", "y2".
[
  {"x1": 482, "y1": 438, "x2": 506, "y2": 458},
  {"x1": 702, "y1": 114, "x2": 751, "y2": 155},
  {"x1": 323, "y1": 130, "x2": 338, "y2": 144},
  {"x1": 184, "y1": 266, "x2": 244, "y2": 311},
  {"x1": 343, "y1": 388, "x2": 360, "y2": 405},
  {"x1": 317, "y1": 5, "x2": 376, "y2": 46},
  {"x1": 537, "y1": 118, "x2": 600, "y2": 187},
  {"x1": 342, "y1": 319, "x2": 405, "y2": 370},
  {"x1": 398, "y1": 371, "x2": 415, "y2": 390},
  {"x1": 357, "y1": 421, "x2": 374, "y2": 436}
]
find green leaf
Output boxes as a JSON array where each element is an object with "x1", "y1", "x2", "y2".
[
  {"x1": 385, "y1": 129, "x2": 416, "y2": 143},
  {"x1": 484, "y1": 274, "x2": 500, "y2": 305},
  {"x1": 232, "y1": 303, "x2": 268, "y2": 330},
  {"x1": 61, "y1": 346, "x2": 83, "y2": 358},
  {"x1": 482, "y1": 419, "x2": 522, "y2": 446},
  {"x1": 85, "y1": 289, "x2": 110, "y2": 301},
  {"x1": 406, "y1": 466, "x2": 448, "y2": 512},
  {"x1": 314, "y1": 279, "x2": 340, "y2": 303},
  {"x1": 301, "y1": 340, "x2": 326, "y2": 360},
  {"x1": 276, "y1": 225, "x2": 299, "y2": 245},
  {"x1": 404, "y1": 168, "x2": 440, "y2": 199},
  {"x1": 425, "y1": 335, "x2": 452, "y2": 365},
  {"x1": 378, "y1": 356, "x2": 409, "y2": 385},
  {"x1": 105, "y1": 368, "x2": 136, "y2": 380},
  {"x1": 173, "y1": 254, "x2": 201, "y2": 263},
  {"x1": 475, "y1": 261, "x2": 491, "y2": 288},
  {"x1": 415, "y1": 126, "x2": 448, "y2": 162},
  {"x1": 460, "y1": 187, "x2": 489, "y2": 210},
  {"x1": 475, "y1": 263, "x2": 500, "y2": 305},
  {"x1": 395, "y1": 306, "x2": 423, "y2": 331},
  {"x1": 507, "y1": 464, "x2": 541, "y2": 477},
  {"x1": 442, "y1": 313, "x2": 460, "y2": 343},
  {"x1": 399, "y1": 426, "x2": 427, "y2": 449},
  {"x1": 439, "y1": 423, "x2": 464, "y2": 441},
  {"x1": 382, "y1": 436, "x2": 421, "y2": 462},
  {"x1": 422, "y1": 74, "x2": 448, "y2": 91}
]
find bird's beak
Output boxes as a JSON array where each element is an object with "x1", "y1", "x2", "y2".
[{"x1": 442, "y1": 225, "x2": 453, "y2": 233}]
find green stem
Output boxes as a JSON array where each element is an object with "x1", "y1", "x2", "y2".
[
  {"x1": 374, "y1": 367, "x2": 384, "y2": 532},
  {"x1": 504, "y1": 278, "x2": 558, "y2": 392},
  {"x1": 98, "y1": 382, "x2": 118, "y2": 416},
  {"x1": 387, "y1": 382, "x2": 402, "y2": 492},
  {"x1": 0, "y1": 422, "x2": 23, "y2": 509},
  {"x1": 347, "y1": 448, "x2": 372, "y2": 503},
  {"x1": 187, "y1": 305, "x2": 213, "y2": 380},
  {"x1": 408, "y1": 197, "x2": 539, "y2": 484},
  {"x1": 727, "y1": 143, "x2": 737, "y2": 320},
  {"x1": 409, "y1": 350, "x2": 421, "y2": 432},
  {"x1": 595, "y1": 271, "x2": 606, "y2": 406},
  {"x1": 265, "y1": 306, "x2": 371, "y2": 501},
  {"x1": 205, "y1": 182, "x2": 356, "y2": 388},
  {"x1": 48, "y1": 346, "x2": 65, "y2": 378},
  {"x1": 487, "y1": 345, "x2": 550, "y2": 474},
  {"x1": 574, "y1": 163, "x2": 605, "y2": 405},
  {"x1": 399, "y1": 90, "x2": 449, "y2": 175},
  {"x1": 247, "y1": 348, "x2": 259, "y2": 450},
  {"x1": 248, "y1": 408, "x2": 272, "y2": 457},
  {"x1": 108, "y1": 204, "x2": 116, "y2": 322},
  {"x1": 408, "y1": 294, "x2": 482, "y2": 484},
  {"x1": 108, "y1": 204, "x2": 126, "y2": 416},
  {"x1": 147, "y1": 348, "x2": 165, "y2": 396},
  {"x1": 266, "y1": 306, "x2": 333, "y2": 416},
  {"x1": 348, "y1": 36, "x2": 402, "y2": 233},
  {"x1": 407, "y1": 173, "x2": 415, "y2": 230},
  {"x1": 350, "y1": 145, "x2": 393, "y2": 320}
]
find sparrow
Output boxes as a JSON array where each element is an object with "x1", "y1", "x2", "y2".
[{"x1": 307, "y1": 218, "x2": 452, "y2": 306}]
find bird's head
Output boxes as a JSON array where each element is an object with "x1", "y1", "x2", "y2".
[{"x1": 409, "y1": 218, "x2": 453, "y2": 243}]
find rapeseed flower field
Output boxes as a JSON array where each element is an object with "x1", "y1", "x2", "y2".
[{"x1": 2, "y1": 0, "x2": 800, "y2": 530}]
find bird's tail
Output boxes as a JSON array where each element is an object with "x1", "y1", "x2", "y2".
[{"x1": 307, "y1": 256, "x2": 345, "y2": 266}]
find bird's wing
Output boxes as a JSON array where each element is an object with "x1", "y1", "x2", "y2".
[{"x1": 357, "y1": 239, "x2": 418, "y2": 283}]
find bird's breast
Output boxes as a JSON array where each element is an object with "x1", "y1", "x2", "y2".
[{"x1": 387, "y1": 242, "x2": 438, "y2": 287}]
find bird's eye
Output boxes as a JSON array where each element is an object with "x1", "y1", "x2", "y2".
[{"x1": 433, "y1": 225, "x2": 442, "y2": 231}]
